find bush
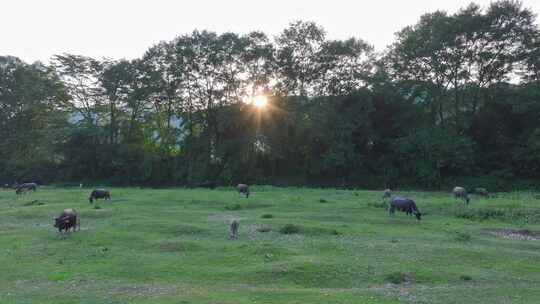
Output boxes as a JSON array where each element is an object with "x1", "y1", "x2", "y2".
[
  {"x1": 385, "y1": 272, "x2": 408, "y2": 284},
  {"x1": 331, "y1": 229, "x2": 341, "y2": 235},
  {"x1": 460, "y1": 274, "x2": 472, "y2": 281},
  {"x1": 261, "y1": 214, "x2": 274, "y2": 219},
  {"x1": 279, "y1": 224, "x2": 301, "y2": 234},
  {"x1": 319, "y1": 198, "x2": 328, "y2": 203}
]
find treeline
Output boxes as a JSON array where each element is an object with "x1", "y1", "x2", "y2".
[{"x1": 2, "y1": 1, "x2": 540, "y2": 189}]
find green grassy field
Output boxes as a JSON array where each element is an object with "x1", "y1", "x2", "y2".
[{"x1": 1, "y1": 187, "x2": 540, "y2": 304}]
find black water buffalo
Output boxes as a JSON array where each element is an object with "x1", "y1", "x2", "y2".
[
  {"x1": 15, "y1": 182, "x2": 38, "y2": 194},
  {"x1": 89, "y1": 189, "x2": 111, "y2": 203},
  {"x1": 54, "y1": 208, "x2": 80, "y2": 233},
  {"x1": 237, "y1": 184, "x2": 250, "y2": 198},
  {"x1": 389, "y1": 196, "x2": 422, "y2": 220}
]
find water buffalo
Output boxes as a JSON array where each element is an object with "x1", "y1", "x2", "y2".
[
  {"x1": 453, "y1": 186, "x2": 470, "y2": 205},
  {"x1": 389, "y1": 196, "x2": 422, "y2": 220},
  {"x1": 237, "y1": 184, "x2": 250, "y2": 198},
  {"x1": 89, "y1": 189, "x2": 111, "y2": 203},
  {"x1": 229, "y1": 220, "x2": 239, "y2": 240},
  {"x1": 54, "y1": 208, "x2": 80, "y2": 233},
  {"x1": 15, "y1": 182, "x2": 38, "y2": 195}
]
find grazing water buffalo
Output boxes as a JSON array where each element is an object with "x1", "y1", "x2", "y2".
[
  {"x1": 54, "y1": 208, "x2": 80, "y2": 233},
  {"x1": 389, "y1": 196, "x2": 422, "y2": 220},
  {"x1": 89, "y1": 189, "x2": 111, "y2": 203},
  {"x1": 237, "y1": 184, "x2": 250, "y2": 198},
  {"x1": 229, "y1": 220, "x2": 239, "y2": 240},
  {"x1": 453, "y1": 186, "x2": 470, "y2": 205},
  {"x1": 15, "y1": 182, "x2": 38, "y2": 194}
]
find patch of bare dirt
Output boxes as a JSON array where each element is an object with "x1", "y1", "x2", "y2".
[{"x1": 485, "y1": 228, "x2": 540, "y2": 241}]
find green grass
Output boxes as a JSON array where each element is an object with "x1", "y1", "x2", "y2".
[{"x1": 1, "y1": 187, "x2": 540, "y2": 303}]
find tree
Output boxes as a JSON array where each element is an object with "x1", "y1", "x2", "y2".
[
  {"x1": 386, "y1": 1, "x2": 537, "y2": 132},
  {"x1": 0, "y1": 56, "x2": 69, "y2": 182}
]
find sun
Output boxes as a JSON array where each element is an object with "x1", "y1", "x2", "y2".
[{"x1": 252, "y1": 95, "x2": 268, "y2": 108}]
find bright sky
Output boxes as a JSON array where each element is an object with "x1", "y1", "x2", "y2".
[{"x1": 2, "y1": 0, "x2": 539, "y2": 63}]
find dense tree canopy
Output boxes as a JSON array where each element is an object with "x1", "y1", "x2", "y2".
[{"x1": 1, "y1": 1, "x2": 539, "y2": 190}]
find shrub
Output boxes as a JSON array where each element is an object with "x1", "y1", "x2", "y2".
[
  {"x1": 319, "y1": 198, "x2": 328, "y2": 203},
  {"x1": 279, "y1": 224, "x2": 301, "y2": 234},
  {"x1": 261, "y1": 214, "x2": 274, "y2": 219},
  {"x1": 385, "y1": 272, "x2": 408, "y2": 284},
  {"x1": 460, "y1": 274, "x2": 472, "y2": 281}
]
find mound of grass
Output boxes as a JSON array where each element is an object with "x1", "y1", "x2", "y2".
[
  {"x1": 277, "y1": 224, "x2": 340, "y2": 236},
  {"x1": 256, "y1": 226, "x2": 272, "y2": 233},
  {"x1": 460, "y1": 274, "x2": 473, "y2": 281},
  {"x1": 454, "y1": 207, "x2": 540, "y2": 223},
  {"x1": 225, "y1": 203, "x2": 243, "y2": 210},
  {"x1": 22, "y1": 200, "x2": 45, "y2": 206},
  {"x1": 279, "y1": 224, "x2": 301, "y2": 234},
  {"x1": 261, "y1": 214, "x2": 274, "y2": 219},
  {"x1": 454, "y1": 232, "x2": 472, "y2": 242},
  {"x1": 385, "y1": 272, "x2": 408, "y2": 284},
  {"x1": 303, "y1": 226, "x2": 341, "y2": 236},
  {"x1": 252, "y1": 243, "x2": 291, "y2": 258},
  {"x1": 367, "y1": 201, "x2": 388, "y2": 209},
  {"x1": 454, "y1": 208, "x2": 505, "y2": 221},
  {"x1": 48, "y1": 272, "x2": 72, "y2": 282},
  {"x1": 243, "y1": 203, "x2": 273, "y2": 209},
  {"x1": 253, "y1": 262, "x2": 362, "y2": 288},
  {"x1": 157, "y1": 241, "x2": 200, "y2": 253},
  {"x1": 172, "y1": 224, "x2": 208, "y2": 236}
]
